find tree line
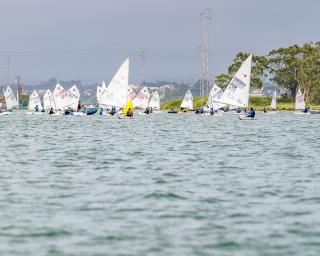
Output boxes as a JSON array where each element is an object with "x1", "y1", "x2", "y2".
[{"x1": 215, "y1": 42, "x2": 320, "y2": 103}]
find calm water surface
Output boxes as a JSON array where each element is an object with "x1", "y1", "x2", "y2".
[{"x1": 0, "y1": 112, "x2": 320, "y2": 256}]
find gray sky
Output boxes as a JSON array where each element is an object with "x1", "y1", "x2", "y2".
[{"x1": 0, "y1": 0, "x2": 319, "y2": 85}]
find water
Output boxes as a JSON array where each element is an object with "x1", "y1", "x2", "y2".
[{"x1": 1, "y1": 112, "x2": 320, "y2": 256}]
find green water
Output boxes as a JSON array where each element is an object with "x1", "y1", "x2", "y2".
[{"x1": 0, "y1": 112, "x2": 320, "y2": 255}]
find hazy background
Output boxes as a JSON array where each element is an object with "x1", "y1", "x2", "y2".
[{"x1": 0, "y1": 0, "x2": 319, "y2": 85}]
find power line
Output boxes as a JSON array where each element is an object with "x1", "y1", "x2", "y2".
[
  {"x1": 138, "y1": 51, "x2": 147, "y2": 84},
  {"x1": 200, "y1": 9, "x2": 212, "y2": 107}
]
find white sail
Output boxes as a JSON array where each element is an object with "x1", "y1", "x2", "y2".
[
  {"x1": 295, "y1": 88, "x2": 305, "y2": 110},
  {"x1": 3, "y1": 86, "x2": 18, "y2": 110},
  {"x1": 97, "y1": 86, "x2": 102, "y2": 104},
  {"x1": 218, "y1": 54, "x2": 252, "y2": 108},
  {"x1": 149, "y1": 91, "x2": 160, "y2": 110},
  {"x1": 133, "y1": 87, "x2": 150, "y2": 109},
  {"x1": 53, "y1": 83, "x2": 68, "y2": 110},
  {"x1": 100, "y1": 58, "x2": 129, "y2": 108},
  {"x1": 181, "y1": 90, "x2": 193, "y2": 109},
  {"x1": 127, "y1": 87, "x2": 137, "y2": 100},
  {"x1": 65, "y1": 85, "x2": 80, "y2": 111},
  {"x1": 97, "y1": 81, "x2": 107, "y2": 105},
  {"x1": 207, "y1": 84, "x2": 225, "y2": 110},
  {"x1": 43, "y1": 89, "x2": 55, "y2": 110},
  {"x1": 271, "y1": 90, "x2": 277, "y2": 110},
  {"x1": 28, "y1": 90, "x2": 43, "y2": 111}
]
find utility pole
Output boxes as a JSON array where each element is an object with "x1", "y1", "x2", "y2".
[
  {"x1": 200, "y1": 9, "x2": 211, "y2": 107},
  {"x1": 138, "y1": 51, "x2": 146, "y2": 85}
]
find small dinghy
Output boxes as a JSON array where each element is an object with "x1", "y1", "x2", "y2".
[
  {"x1": 168, "y1": 109, "x2": 178, "y2": 114},
  {"x1": 81, "y1": 108, "x2": 98, "y2": 115},
  {"x1": 310, "y1": 110, "x2": 320, "y2": 114},
  {"x1": 239, "y1": 114, "x2": 256, "y2": 120}
]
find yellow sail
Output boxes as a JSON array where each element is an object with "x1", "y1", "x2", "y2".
[{"x1": 122, "y1": 99, "x2": 133, "y2": 115}]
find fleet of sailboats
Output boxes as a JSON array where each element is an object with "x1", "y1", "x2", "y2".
[{"x1": 1, "y1": 55, "x2": 315, "y2": 118}]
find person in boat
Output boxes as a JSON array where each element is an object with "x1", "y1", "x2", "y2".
[
  {"x1": 126, "y1": 108, "x2": 133, "y2": 117},
  {"x1": 64, "y1": 108, "x2": 72, "y2": 115},
  {"x1": 99, "y1": 108, "x2": 104, "y2": 115},
  {"x1": 263, "y1": 107, "x2": 267, "y2": 113},
  {"x1": 210, "y1": 108, "x2": 214, "y2": 115},
  {"x1": 49, "y1": 108, "x2": 54, "y2": 115},
  {"x1": 35, "y1": 105, "x2": 39, "y2": 112},
  {"x1": 78, "y1": 101, "x2": 81, "y2": 111},
  {"x1": 247, "y1": 107, "x2": 255, "y2": 118},
  {"x1": 144, "y1": 107, "x2": 150, "y2": 114},
  {"x1": 110, "y1": 106, "x2": 116, "y2": 115},
  {"x1": 236, "y1": 107, "x2": 241, "y2": 113},
  {"x1": 303, "y1": 106, "x2": 309, "y2": 113}
]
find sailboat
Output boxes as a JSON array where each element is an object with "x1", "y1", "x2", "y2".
[
  {"x1": 97, "y1": 80, "x2": 107, "y2": 106},
  {"x1": 118, "y1": 99, "x2": 134, "y2": 119},
  {"x1": 133, "y1": 87, "x2": 150, "y2": 109},
  {"x1": 215, "y1": 55, "x2": 253, "y2": 119},
  {"x1": 294, "y1": 88, "x2": 309, "y2": 115},
  {"x1": 66, "y1": 85, "x2": 80, "y2": 111},
  {"x1": 271, "y1": 90, "x2": 277, "y2": 110},
  {"x1": 180, "y1": 89, "x2": 193, "y2": 112},
  {"x1": 2, "y1": 86, "x2": 18, "y2": 114},
  {"x1": 149, "y1": 91, "x2": 161, "y2": 111},
  {"x1": 27, "y1": 90, "x2": 43, "y2": 114},
  {"x1": 43, "y1": 89, "x2": 56, "y2": 110},
  {"x1": 99, "y1": 58, "x2": 129, "y2": 112},
  {"x1": 127, "y1": 87, "x2": 137, "y2": 101},
  {"x1": 207, "y1": 84, "x2": 224, "y2": 109},
  {"x1": 53, "y1": 83, "x2": 68, "y2": 111}
]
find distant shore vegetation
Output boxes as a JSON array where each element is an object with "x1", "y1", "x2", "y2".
[
  {"x1": 214, "y1": 42, "x2": 320, "y2": 104},
  {"x1": 161, "y1": 96, "x2": 320, "y2": 111}
]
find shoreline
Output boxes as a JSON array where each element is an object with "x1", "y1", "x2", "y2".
[{"x1": 161, "y1": 96, "x2": 320, "y2": 111}]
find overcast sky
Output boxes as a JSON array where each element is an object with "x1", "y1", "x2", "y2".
[{"x1": 0, "y1": 0, "x2": 319, "y2": 85}]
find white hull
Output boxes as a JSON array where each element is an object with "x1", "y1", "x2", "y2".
[
  {"x1": 239, "y1": 114, "x2": 256, "y2": 120},
  {"x1": 72, "y1": 112, "x2": 86, "y2": 116},
  {"x1": 0, "y1": 112, "x2": 12, "y2": 116},
  {"x1": 26, "y1": 112, "x2": 45, "y2": 115},
  {"x1": 293, "y1": 111, "x2": 310, "y2": 115}
]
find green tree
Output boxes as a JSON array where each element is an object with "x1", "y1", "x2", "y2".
[{"x1": 268, "y1": 42, "x2": 320, "y2": 103}]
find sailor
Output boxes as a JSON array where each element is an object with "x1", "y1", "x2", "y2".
[
  {"x1": 99, "y1": 108, "x2": 104, "y2": 115},
  {"x1": 236, "y1": 107, "x2": 241, "y2": 113},
  {"x1": 303, "y1": 106, "x2": 309, "y2": 113},
  {"x1": 49, "y1": 108, "x2": 54, "y2": 115},
  {"x1": 210, "y1": 108, "x2": 214, "y2": 115},
  {"x1": 144, "y1": 108, "x2": 150, "y2": 114},
  {"x1": 200, "y1": 107, "x2": 204, "y2": 114},
  {"x1": 127, "y1": 108, "x2": 133, "y2": 117},
  {"x1": 110, "y1": 106, "x2": 116, "y2": 115},
  {"x1": 35, "y1": 105, "x2": 39, "y2": 112},
  {"x1": 247, "y1": 107, "x2": 256, "y2": 118},
  {"x1": 263, "y1": 107, "x2": 267, "y2": 113}
]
